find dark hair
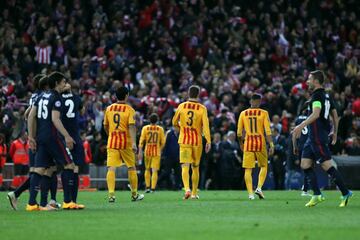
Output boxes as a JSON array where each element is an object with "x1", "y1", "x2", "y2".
[
  {"x1": 33, "y1": 74, "x2": 45, "y2": 90},
  {"x1": 39, "y1": 76, "x2": 48, "y2": 90},
  {"x1": 310, "y1": 70, "x2": 325, "y2": 84},
  {"x1": 251, "y1": 93, "x2": 262, "y2": 100},
  {"x1": 149, "y1": 113, "x2": 158, "y2": 124},
  {"x1": 116, "y1": 86, "x2": 129, "y2": 100},
  {"x1": 189, "y1": 85, "x2": 200, "y2": 98},
  {"x1": 48, "y1": 71, "x2": 66, "y2": 89}
]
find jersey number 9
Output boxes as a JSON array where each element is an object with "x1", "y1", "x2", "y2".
[{"x1": 113, "y1": 113, "x2": 120, "y2": 129}]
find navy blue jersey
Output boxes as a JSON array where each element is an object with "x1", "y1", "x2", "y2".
[
  {"x1": 295, "y1": 115, "x2": 308, "y2": 150},
  {"x1": 307, "y1": 88, "x2": 335, "y2": 143},
  {"x1": 34, "y1": 90, "x2": 62, "y2": 143},
  {"x1": 61, "y1": 92, "x2": 81, "y2": 139},
  {"x1": 29, "y1": 91, "x2": 41, "y2": 107}
]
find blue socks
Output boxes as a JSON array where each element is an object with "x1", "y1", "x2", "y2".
[
  {"x1": 28, "y1": 173, "x2": 42, "y2": 205},
  {"x1": 61, "y1": 169, "x2": 74, "y2": 203},
  {"x1": 304, "y1": 168, "x2": 321, "y2": 195},
  {"x1": 327, "y1": 166, "x2": 349, "y2": 196}
]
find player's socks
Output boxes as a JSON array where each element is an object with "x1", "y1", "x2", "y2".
[
  {"x1": 304, "y1": 168, "x2": 321, "y2": 195},
  {"x1": 151, "y1": 171, "x2": 158, "y2": 190},
  {"x1": 144, "y1": 169, "x2": 151, "y2": 189},
  {"x1": 326, "y1": 166, "x2": 349, "y2": 196},
  {"x1": 244, "y1": 168, "x2": 253, "y2": 195},
  {"x1": 181, "y1": 165, "x2": 190, "y2": 191},
  {"x1": 50, "y1": 173, "x2": 58, "y2": 201},
  {"x1": 128, "y1": 169, "x2": 138, "y2": 196},
  {"x1": 106, "y1": 170, "x2": 116, "y2": 196},
  {"x1": 72, "y1": 173, "x2": 79, "y2": 203},
  {"x1": 28, "y1": 173, "x2": 42, "y2": 205},
  {"x1": 14, "y1": 176, "x2": 31, "y2": 198},
  {"x1": 257, "y1": 167, "x2": 267, "y2": 189},
  {"x1": 61, "y1": 169, "x2": 74, "y2": 203},
  {"x1": 40, "y1": 176, "x2": 51, "y2": 207},
  {"x1": 191, "y1": 166, "x2": 199, "y2": 196}
]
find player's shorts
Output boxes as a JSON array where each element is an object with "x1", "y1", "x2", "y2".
[
  {"x1": 71, "y1": 137, "x2": 85, "y2": 166},
  {"x1": 242, "y1": 150, "x2": 268, "y2": 169},
  {"x1": 107, "y1": 148, "x2": 135, "y2": 168},
  {"x1": 179, "y1": 144, "x2": 202, "y2": 166},
  {"x1": 144, "y1": 155, "x2": 161, "y2": 170},
  {"x1": 35, "y1": 138, "x2": 73, "y2": 168},
  {"x1": 14, "y1": 164, "x2": 29, "y2": 176},
  {"x1": 301, "y1": 139, "x2": 331, "y2": 163}
]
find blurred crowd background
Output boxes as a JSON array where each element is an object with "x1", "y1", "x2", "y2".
[{"x1": 0, "y1": 0, "x2": 359, "y2": 190}]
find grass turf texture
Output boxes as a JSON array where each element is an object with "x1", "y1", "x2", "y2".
[{"x1": 0, "y1": 191, "x2": 359, "y2": 240}]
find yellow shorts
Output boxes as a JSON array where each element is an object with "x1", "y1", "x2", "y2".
[
  {"x1": 144, "y1": 156, "x2": 161, "y2": 170},
  {"x1": 179, "y1": 145, "x2": 203, "y2": 166},
  {"x1": 107, "y1": 148, "x2": 135, "y2": 168},
  {"x1": 242, "y1": 150, "x2": 268, "y2": 169}
]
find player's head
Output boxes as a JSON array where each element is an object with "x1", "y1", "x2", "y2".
[
  {"x1": 38, "y1": 75, "x2": 49, "y2": 91},
  {"x1": 33, "y1": 74, "x2": 45, "y2": 90},
  {"x1": 149, "y1": 113, "x2": 159, "y2": 124},
  {"x1": 307, "y1": 70, "x2": 325, "y2": 90},
  {"x1": 48, "y1": 71, "x2": 67, "y2": 92},
  {"x1": 116, "y1": 86, "x2": 129, "y2": 101},
  {"x1": 188, "y1": 85, "x2": 200, "y2": 99},
  {"x1": 250, "y1": 93, "x2": 262, "y2": 107}
]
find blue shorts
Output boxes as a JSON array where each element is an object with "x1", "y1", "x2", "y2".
[
  {"x1": 71, "y1": 138, "x2": 85, "y2": 166},
  {"x1": 301, "y1": 139, "x2": 331, "y2": 163},
  {"x1": 35, "y1": 137, "x2": 73, "y2": 168}
]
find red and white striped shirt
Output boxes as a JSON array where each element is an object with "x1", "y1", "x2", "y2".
[{"x1": 35, "y1": 45, "x2": 52, "y2": 64}]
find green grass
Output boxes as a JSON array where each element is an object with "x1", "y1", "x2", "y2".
[{"x1": 0, "y1": 191, "x2": 359, "y2": 240}]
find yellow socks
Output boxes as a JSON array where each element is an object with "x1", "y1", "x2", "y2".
[
  {"x1": 128, "y1": 169, "x2": 138, "y2": 196},
  {"x1": 191, "y1": 166, "x2": 199, "y2": 196},
  {"x1": 244, "y1": 168, "x2": 253, "y2": 194},
  {"x1": 106, "y1": 170, "x2": 116, "y2": 196},
  {"x1": 257, "y1": 167, "x2": 267, "y2": 189},
  {"x1": 144, "y1": 169, "x2": 151, "y2": 189},
  {"x1": 181, "y1": 165, "x2": 190, "y2": 191},
  {"x1": 151, "y1": 170, "x2": 158, "y2": 190}
]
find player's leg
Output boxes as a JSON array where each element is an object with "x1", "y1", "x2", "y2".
[
  {"x1": 144, "y1": 156, "x2": 151, "y2": 192},
  {"x1": 50, "y1": 170, "x2": 58, "y2": 204},
  {"x1": 150, "y1": 156, "x2": 161, "y2": 192},
  {"x1": 121, "y1": 149, "x2": 144, "y2": 201},
  {"x1": 243, "y1": 152, "x2": 255, "y2": 199},
  {"x1": 321, "y1": 159, "x2": 352, "y2": 207},
  {"x1": 191, "y1": 145, "x2": 202, "y2": 199},
  {"x1": 70, "y1": 141, "x2": 86, "y2": 208},
  {"x1": 39, "y1": 165, "x2": 57, "y2": 210},
  {"x1": 255, "y1": 151, "x2": 268, "y2": 199},
  {"x1": 180, "y1": 146, "x2": 192, "y2": 199},
  {"x1": 106, "y1": 148, "x2": 120, "y2": 202}
]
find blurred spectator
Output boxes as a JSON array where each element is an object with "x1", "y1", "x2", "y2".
[
  {"x1": 9, "y1": 131, "x2": 29, "y2": 189},
  {"x1": 80, "y1": 131, "x2": 92, "y2": 189},
  {"x1": 270, "y1": 128, "x2": 287, "y2": 190},
  {"x1": 0, "y1": 134, "x2": 7, "y2": 190}
]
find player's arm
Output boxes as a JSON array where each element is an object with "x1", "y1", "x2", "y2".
[
  {"x1": 27, "y1": 106, "x2": 37, "y2": 151},
  {"x1": 330, "y1": 108, "x2": 339, "y2": 145},
  {"x1": 292, "y1": 101, "x2": 321, "y2": 139},
  {"x1": 52, "y1": 110, "x2": 75, "y2": 150},
  {"x1": 292, "y1": 132, "x2": 298, "y2": 155},
  {"x1": 202, "y1": 107, "x2": 211, "y2": 153},
  {"x1": 24, "y1": 106, "x2": 32, "y2": 120},
  {"x1": 264, "y1": 111, "x2": 274, "y2": 155},
  {"x1": 172, "y1": 104, "x2": 182, "y2": 132},
  {"x1": 103, "y1": 109, "x2": 109, "y2": 135},
  {"x1": 138, "y1": 127, "x2": 146, "y2": 159},
  {"x1": 237, "y1": 112, "x2": 245, "y2": 151},
  {"x1": 128, "y1": 108, "x2": 137, "y2": 152},
  {"x1": 159, "y1": 127, "x2": 166, "y2": 150}
]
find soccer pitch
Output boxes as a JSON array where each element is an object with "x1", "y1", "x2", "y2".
[{"x1": 1, "y1": 191, "x2": 359, "y2": 240}]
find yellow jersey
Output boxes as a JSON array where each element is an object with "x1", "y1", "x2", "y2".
[
  {"x1": 139, "y1": 124, "x2": 165, "y2": 157},
  {"x1": 237, "y1": 108, "x2": 272, "y2": 152},
  {"x1": 103, "y1": 103, "x2": 136, "y2": 150},
  {"x1": 172, "y1": 101, "x2": 211, "y2": 146}
]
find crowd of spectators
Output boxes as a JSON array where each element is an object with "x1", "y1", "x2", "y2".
[{"x1": 0, "y1": 0, "x2": 360, "y2": 190}]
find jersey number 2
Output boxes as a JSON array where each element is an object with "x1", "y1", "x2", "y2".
[{"x1": 65, "y1": 99, "x2": 75, "y2": 118}]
